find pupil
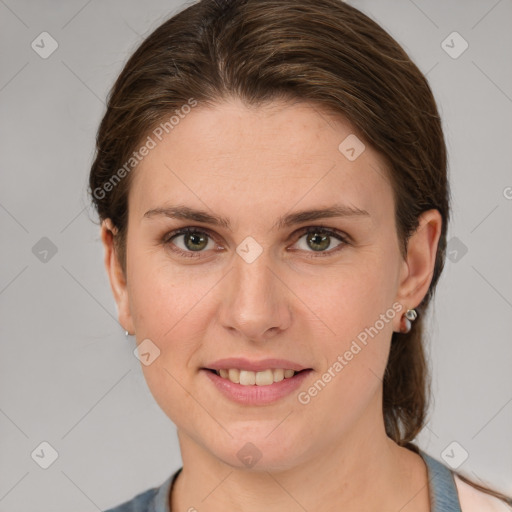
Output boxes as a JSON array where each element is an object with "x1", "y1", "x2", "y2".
[
  {"x1": 309, "y1": 232, "x2": 330, "y2": 251},
  {"x1": 185, "y1": 233, "x2": 207, "y2": 251}
]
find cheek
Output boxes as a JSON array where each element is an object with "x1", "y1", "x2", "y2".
[
  {"x1": 296, "y1": 250, "x2": 398, "y2": 341},
  {"x1": 295, "y1": 248, "x2": 398, "y2": 393},
  {"x1": 295, "y1": 268, "x2": 394, "y2": 437},
  {"x1": 127, "y1": 242, "x2": 212, "y2": 339},
  {"x1": 126, "y1": 249, "x2": 207, "y2": 413},
  {"x1": 131, "y1": 273, "x2": 208, "y2": 429}
]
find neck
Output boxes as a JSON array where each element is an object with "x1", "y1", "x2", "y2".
[{"x1": 171, "y1": 403, "x2": 429, "y2": 512}]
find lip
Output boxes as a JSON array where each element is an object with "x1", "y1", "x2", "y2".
[
  {"x1": 202, "y1": 368, "x2": 313, "y2": 405},
  {"x1": 204, "y1": 357, "x2": 310, "y2": 372}
]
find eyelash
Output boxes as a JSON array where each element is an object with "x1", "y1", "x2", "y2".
[{"x1": 161, "y1": 226, "x2": 350, "y2": 259}]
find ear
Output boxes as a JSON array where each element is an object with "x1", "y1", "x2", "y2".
[
  {"x1": 394, "y1": 209, "x2": 443, "y2": 330},
  {"x1": 100, "y1": 219, "x2": 134, "y2": 334}
]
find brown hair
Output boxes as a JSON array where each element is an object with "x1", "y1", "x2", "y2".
[
  {"x1": 88, "y1": 0, "x2": 510, "y2": 504},
  {"x1": 90, "y1": 0, "x2": 442, "y2": 441}
]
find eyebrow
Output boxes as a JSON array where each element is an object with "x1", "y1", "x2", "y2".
[{"x1": 143, "y1": 203, "x2": 370, "y2": 231}]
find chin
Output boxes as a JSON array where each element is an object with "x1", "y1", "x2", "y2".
[{"x1": 208, "y1": 427, "x2": 311, "y2": 473}]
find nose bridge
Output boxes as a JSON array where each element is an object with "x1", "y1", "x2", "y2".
[{"x1": 221, "y1": 248, "x2": 292, "y2": 340}]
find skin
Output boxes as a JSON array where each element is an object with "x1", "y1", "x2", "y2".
[{"x1": 101, "y1": 97, "x2": 442, "y2": 511}]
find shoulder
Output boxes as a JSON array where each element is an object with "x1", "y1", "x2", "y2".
[
  {"x1": 103, "y1": 486, "x2": 159, "y2": 512},
  {"x1": 414, "y1": 447, "x2": 512, "y2": 512},
  {"x1": 102, "y1": 470, "x2": 179, "y2": 512},
  {"x1": 454, "y1": 474, "x2": 512, "y2": 512}
]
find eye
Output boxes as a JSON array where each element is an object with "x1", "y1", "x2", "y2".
[
  {"x1": 163, "y1": 227, "x2": 220, "y2": 258},
  {"x1": 291, "y1": 226, "x2": 349, "y2": 257},
  {"x1": 162, "y1": 225, "x2": 349, "y2": 259}
]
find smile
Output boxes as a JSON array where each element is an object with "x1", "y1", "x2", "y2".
[
  {"x1": 213, "y1": 368, "x2": 300, "y2": 386},
  {"x1": 202, "y1": 368, "x2": 312, "y2": 405}
]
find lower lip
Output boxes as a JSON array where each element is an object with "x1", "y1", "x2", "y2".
[{"x1": 202, "y1": 369, "x2": 312, "y2": 405}]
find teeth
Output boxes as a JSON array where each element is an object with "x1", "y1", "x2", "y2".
[
  {"x1": 214, "y1": 368, "x2": 299, "y2": 386},
  {"x1": 228, "y1": 368, "x2": 240, "y2": 383},
  {"x1": 273, "y1": 368, "x2": 284, "y2": 382},
  {"x1": 239, "y1": 370, "x2": 256, "y2": 385},
  {"x1": 255, "y1": 369, "x2": 273, "y2": 386}
]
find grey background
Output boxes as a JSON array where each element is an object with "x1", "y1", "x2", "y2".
[{"x1": 1, "y1": 0, "x2": 511, "y2": 510}]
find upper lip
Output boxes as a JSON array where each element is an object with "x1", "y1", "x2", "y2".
[{"x1": 204, "y1": 358, "x2": 310, "y2": 372}]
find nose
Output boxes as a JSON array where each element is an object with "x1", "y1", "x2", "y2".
[{"x1": 219, "y1": 250, "x2": 293, "y2": 343}]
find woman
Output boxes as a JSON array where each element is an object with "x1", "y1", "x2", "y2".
[{"x1": 89, "y1": 0, "x2": 512, "y2": 510}]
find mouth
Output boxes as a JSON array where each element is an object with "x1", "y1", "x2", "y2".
[
  {"x1": 201, "y1": 358, "x2": 313, "y2": 404},
  {"x1": 201, "y1": 366, "x2": 313, "y2": 405},
  {"x1": 204, "y1": 368, "x2": 308, "y2": 386}
]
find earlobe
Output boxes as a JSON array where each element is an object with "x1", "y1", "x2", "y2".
[
  {"x1": 100, "y1": 219, "x2": 134, "y2": 334},
  {"x1": 394, "y1": 209, "x2": 443, "y2": 323}
]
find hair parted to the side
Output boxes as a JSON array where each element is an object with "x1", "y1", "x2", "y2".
[{"x1": 88, "y1": 0, "x2": 511, "y2": 504}]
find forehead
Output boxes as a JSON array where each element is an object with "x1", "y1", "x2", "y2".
[{"x1": 129, "y1": 98, "x2": 393, "y2": 226}]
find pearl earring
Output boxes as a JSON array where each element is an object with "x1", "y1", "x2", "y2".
[{"x1": 402, "y1": 308, "x2": 418, "y2": 333}]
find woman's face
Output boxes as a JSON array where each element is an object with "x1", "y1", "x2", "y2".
[{"x1": 104, "y1": 98, "x2": 437, "y2": 470}]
